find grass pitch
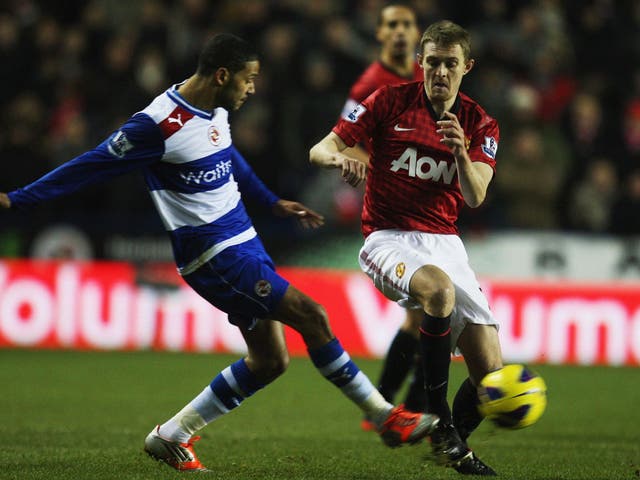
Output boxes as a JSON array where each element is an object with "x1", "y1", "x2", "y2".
[{"x1": 0, "y1": 349, "x2": 638, "y2": 480}]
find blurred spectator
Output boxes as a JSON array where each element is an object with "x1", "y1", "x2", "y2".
[
  {"x1": 609, "y1": 169, "x2": 640, "y2": 236},
  {"x1": 566, "y1": 158, "x2": 617, "y2": 232},
  {"x1": 494, "y1": 125, "x2": 569, "y2": 229},
  {"x1": 2, "y1": 93, "x2": 49, "y2": 188},
  {"x1": 166, "y1": 0, "x2": 214, "y2": 76},
  {"x1": 0, "y1": 13, "x2": 29, "y2": 100},
  {"x1": 562, "y1": 91, "x2": 609, "y2": 162},
  {"x1": 86, "y1": 32, "x2": 148, "y2": 128},
  {"x1": 623, "y1": 98, "x2": 640, "y2": 158},
  {"x1": 138, "y1": 0, "x2": 169, "y2": 52},
  {"x1": 565, "y1": 0, "x2": 622, "y2": 80},
  {"x1": 135, "y1": 47, "x2": 169, "y2": 97}
]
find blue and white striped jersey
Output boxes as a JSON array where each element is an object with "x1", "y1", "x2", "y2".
[{"x1": 9, "y1": 84, "x2": 279, "y2": 275}]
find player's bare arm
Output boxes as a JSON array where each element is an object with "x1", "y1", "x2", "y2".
[
  {"x1": 0, "y1": 192, "x2": 10, "y2": 209},
  {"x1": 342, "y1": 144, "x2": 371, "y2": 168},
  {"x1": 437, "y1": 111, "x2": 493, "y2": 207},
  {"x1": 309, "y1": 132, "x2": 367, "y2": 187},
  {"x1": 272, "y1": 199, "x2": 325, "y2": 229}
]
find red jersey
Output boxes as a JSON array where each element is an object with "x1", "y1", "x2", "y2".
[
  {"x1": 333, "y1": 81, "x2": 499, "y2": 237},
  {"x1": 340, "y1": 61, "x2": 423, "y2": 120}
]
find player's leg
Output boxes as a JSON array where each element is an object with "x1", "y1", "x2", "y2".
[
  {"x1": 156, "y1": 319, "x2": 288, "y2": 441},
  {"x1": 435, "y1": 275, "x2": 501, "y2": 476},
  {"x1": 145, "y1": 319, "x2": 288, "y2": 471},
  {"x1": 409, "y1": 265, "x2": 493, "y2": 471},
  {"x1": 145, "y1": 244, "x2": 292, "y2": 470},
  {"x1": 357, "y1": 234, "x2": 454, "y2": 421},
  {"x1": 453, "y1": 323, "x2": 503, "y2": 442},
  {"x1": 376, "y1": 309, "x2": 421, "y2": 403},
  {"x1": 400, "y1": 308, "x2": 428, "y2": 412},
  {"x1": 361, "y1": 308, "x2": 423, "y2": 431},
  {"x1": 434, "y1": 323, "x2": 502, "y2": 476},
  {"x1": 409, "y1": 264, "x2": 455, "y2": 425},
  {"x1": 273, "y1": 284, "x2": 439, "y2": 446}
]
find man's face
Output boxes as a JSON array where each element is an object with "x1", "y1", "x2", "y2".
[
  {"x1": 376, "y1": 7, "x2": 419, "y2": 59},
  {"x1": 218, "y1": 60, "x2": 260, "y2": 111},
  {"x1": 419, "y1": 42, "x2": 473, "y2": 103}
]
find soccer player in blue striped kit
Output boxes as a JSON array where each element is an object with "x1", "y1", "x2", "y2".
[{"x1": 0, "y1": 34, "x2": 438, "y2": 472}]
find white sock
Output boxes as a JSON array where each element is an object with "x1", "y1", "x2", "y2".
[
  {"x1": 360, "y1": 389, "x2": 394, "y2": 426},
  {"x1": 158, "y1": 387, "x2": 227, "y2": 443},
  {"x1": 158, "y1": 405, "x2": 206, "y2": 443}
]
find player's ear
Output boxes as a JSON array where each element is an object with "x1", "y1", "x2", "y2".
[
  {"x1": 214, "y1": 67, "x2": 230, "y2": 86},
  {"x1": 463, "y1": 58, "x2": 475, "y2": 75},
  {"x1": 417, "y1": 53, "x2": 423, "y2": 67}
]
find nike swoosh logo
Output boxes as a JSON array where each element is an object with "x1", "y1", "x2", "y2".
[
  {"x1": 394, "y1": 124, "x2": 415, "y2": 131},
  {"x1": 428, "y1": 381, "x2": 448, "y2": 391}
]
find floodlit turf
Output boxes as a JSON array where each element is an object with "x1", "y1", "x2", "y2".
[{"x1": 0, "y1": 349, "x2": 638, "y2": 480}]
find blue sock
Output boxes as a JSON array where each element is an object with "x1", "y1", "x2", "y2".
[
  {"x1": 159, "y1": 358, "x2": 266, "y2": 442},
  {"x1": 195, "y1": 358, "x2": 265, "y2": 421},
  {"x1": 308, "y1": 338, "x2": 377, "y2": 405}
]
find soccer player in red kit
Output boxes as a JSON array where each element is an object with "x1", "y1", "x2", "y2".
[
  {"x1": 340, "y1": 4, "x2": 430, "y2": 431},
  {"x1": 341, "y1": 5, "x2": 422, "y2": 133},
  {"x1": 311, "y1": 20, "x2": 502, "y2": 476}
]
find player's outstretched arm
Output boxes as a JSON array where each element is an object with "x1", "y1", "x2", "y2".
[
  {"x1": 0, "y1": 192, "x2": 10, "y2": 209},
  {"x1": 272, "y1": 199, "x2": 324, "y2": 229},
  {"x1": 309, "y1": 132, "x2": 366, "y2": 187},
  {"x1": 4, "y1": 115, "x2": 163, "y2": 211}
]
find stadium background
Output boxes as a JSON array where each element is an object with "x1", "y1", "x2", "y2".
[{"x1": 1, "y1": 0, "x2": 640, "y2": 365}]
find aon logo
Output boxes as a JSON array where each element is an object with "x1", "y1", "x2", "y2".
[{"x1": 390, "y1": 147, "x2": 457, "y2": 184}]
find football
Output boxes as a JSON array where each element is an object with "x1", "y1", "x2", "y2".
[{"x1": 477, "y1": 364, "x2": 547, "y2": 429}]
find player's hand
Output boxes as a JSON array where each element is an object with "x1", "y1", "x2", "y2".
[
  {"x1": 339, "y1": 156, "x2": 367, "y2": 187},
  {"x1": 272, "y1": 199, "x2": 325, "y2": 229},
  {"x1": 437, "y1": 111, "x2": 466, "y2": 158},
  {"x1": 0, "y1": 192, "x2": 11, "y2": 209}
]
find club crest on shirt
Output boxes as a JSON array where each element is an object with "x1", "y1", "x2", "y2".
[
  {"x1": 254, "y1": 279, "x2": 272, "y2": 297},
  {"x1": 395, "y1": 262, "x2": 406, "y2": 278},
  {"x1": 346, "y1": 104, "x2": 366, "y2": 123},
  {"x1": 107, "y1": 130, "x2": 134, "y2": 158},
  {"x1": 208, "y1": 126, "x2": 221, "y2": 146},
  {"x1": 465, "y1": 136, "x2": 471, "y2": 151},
  {"x1": 481, "y1": 136, "x2": 498, "y2": 159}
]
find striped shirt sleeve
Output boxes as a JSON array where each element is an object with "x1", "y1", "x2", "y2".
[{"x1": 9, "y1": 113, "x2": 164, "y2": 210}]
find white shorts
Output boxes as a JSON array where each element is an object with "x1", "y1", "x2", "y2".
[{"x1": 358, "y1": 229, "x2": 498, "y2": 352}]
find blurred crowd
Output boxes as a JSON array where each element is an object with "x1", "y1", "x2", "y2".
[{"x1": 1, "y1": 0, "x2": 639, "y2": 259}]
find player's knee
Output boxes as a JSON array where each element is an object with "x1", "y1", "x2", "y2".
[
  {"x1": 427, "y1": 283, "x2": 455, "y2": 316},
  {"x1": 412, "y1": 267, "x2": 455, "y2": 317},
  {"x1": 421, "y1": 277, "x2": 456, "y2": 317}
]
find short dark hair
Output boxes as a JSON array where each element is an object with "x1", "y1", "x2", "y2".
[
  {"x1": 420, "y1": 20, "x2": 471, "y2": 60},
  {"x1": 197, "y1": 33, "x2": 258, "y2": 76},
  {"x1": 377, "y1": 3, "x2": 415, "y2": 26}
]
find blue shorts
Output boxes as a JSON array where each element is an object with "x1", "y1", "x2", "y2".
[{"x1": 182, "y1": 237, "x2": 290, "y2": 329}]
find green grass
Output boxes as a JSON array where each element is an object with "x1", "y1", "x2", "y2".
[{"x1": 0, "y1": 350, "x2": 638, "y2": 480}]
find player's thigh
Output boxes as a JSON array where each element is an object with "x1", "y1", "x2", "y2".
[
  {"x1": 456, "y1": 323, "x2": 503, "y2": 386},
  {"x1": 183, "y1": 239, "x2": 289, "y2": 327},
  {"x1": 359, "y1": 230, "x2": 460, "y2": 309},
  {"x1": 240, "y1": 318, "x2": 289, "y2": 383}
]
